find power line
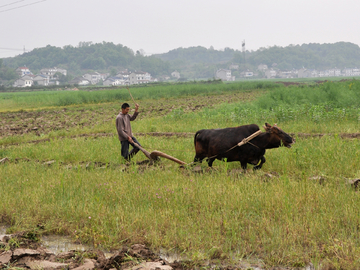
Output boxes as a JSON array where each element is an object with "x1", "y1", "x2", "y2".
[
  {"x1": 0, "y1": 0, "x2": 46, "y2": 13},
  {"x1": 0, "y1": 0, "x2": 24, "y2": 8}
]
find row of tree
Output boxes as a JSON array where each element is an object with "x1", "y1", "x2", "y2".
[{"x1": 2, "y1": 41, "x2": 360, "y2": 84}]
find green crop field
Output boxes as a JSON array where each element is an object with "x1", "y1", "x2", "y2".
[{"x1": 1, "y1": 80, "x2": 360, "y2": 269}]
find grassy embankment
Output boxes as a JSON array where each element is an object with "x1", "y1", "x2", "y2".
[{"x1": 1, "y1": 80, "x2": 360, "y2": 269}]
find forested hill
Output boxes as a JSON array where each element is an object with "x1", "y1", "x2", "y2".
[
  {"x1": 3, "y1": 42, "x2": 170, "y2": 78},
  {"x1": 246, "y1": 42, "x2": 360, "y2": 70},
  {"x1": 156, "y1": 42, "x2": 360, "y2": 70},
  {"x1": 2, "y1": 41, "x2": 360, "y2": 80},
  {"x1": 154, "y1": 46, "x2": 236, "y2": 64}
]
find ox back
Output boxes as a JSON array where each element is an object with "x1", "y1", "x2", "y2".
[{"x1": 194, "y1": 123, "x2": 294, "y2": 169}]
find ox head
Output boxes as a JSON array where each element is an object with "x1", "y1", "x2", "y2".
[{"x1": 263, "y1": 123, "x2": 295, "y2": 148}]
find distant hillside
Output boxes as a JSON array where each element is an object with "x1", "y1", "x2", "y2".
[
  {"x1": 155, "y1": 42, "x2": 360, "y2": 71},
  {"x1": 3, "y1": 42, "x2": 170, "y2": 78},
  {"x1": 2, "y1": 41, "x2": 360, "y2": 83},
  {"x1": 154, "y1": 46, "x2": 235, "y2": 64},
  {"x1": 246, "y1": 42, "x2": 360, "y2": 70}
]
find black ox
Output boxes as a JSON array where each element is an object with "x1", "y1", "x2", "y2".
[{"x1": 194, "y1": 123, "x2": 294, "y2": 169}]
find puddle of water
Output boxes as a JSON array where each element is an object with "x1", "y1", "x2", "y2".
[
  {"x1": 159, "y1": 248, "x2": 188, "y2": 263},
  {"x1": 41, "y1": 235, "x2": 114, "y2": 258},
  {"x1": 41, "y1": 235, "x2": 91, "y2": 254}
]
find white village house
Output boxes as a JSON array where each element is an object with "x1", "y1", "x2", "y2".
[
  {"x1": 103, "y1": 76, "x2": 126, "y2": 86},
  {"x1": 171, "y1": 71, "x2": 180, "y2": 79},
  {"x1": 16, "y1": 67, "x2": 32, "y2": 77},
  {"x1": 215, "y1": 69, "x2": 235, "y2": 81},
  {"x1": 68, "y1": 76, "x2": 91, "y2": 86},
  {"x1": 134, "y1": 71, "x2": 151, "y2": 84},
  {"x1": 82, "y1": 72, "x2": 109, "y2": 85},
  {"x1": 13, "y1": 75, "x2": 34, "y2": 87},
  {"x1": 40, "y1": 67, "x2": 67, "y2": 78},
  {"x1": 33, "y1": 74, "x2": 50, "y2": 86}
]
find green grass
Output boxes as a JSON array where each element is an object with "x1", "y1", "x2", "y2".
[
  {"x1": 1, "y1": 79, "x2": 360, "y2": 269},
  {"x1": 1, "y1": 135, "x2": 360, "y2": 269}
]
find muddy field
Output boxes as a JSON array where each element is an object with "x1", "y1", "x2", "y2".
[
  {"x1": 2, "y1": 88, "x2": 360, "y2": 143},
  {"x1": 0, "y1": 92, "x2": 258, "y2": 138}
]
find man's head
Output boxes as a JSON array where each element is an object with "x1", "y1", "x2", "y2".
[{"x1": 121, "y1": 103, "x2": 130, "y2": 114}]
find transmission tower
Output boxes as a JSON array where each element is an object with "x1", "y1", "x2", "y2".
[{"x1": 242, "y1": 40, "x2": 246, "y2": 66}]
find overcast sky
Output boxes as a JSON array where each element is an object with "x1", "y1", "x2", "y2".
[{"x1": 1, "y1": 0, "x2": 360, "y2": 58}]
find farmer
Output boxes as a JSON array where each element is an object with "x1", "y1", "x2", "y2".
[{"x1": 116, "y1": 102, "x2": 141, "y2": 161}]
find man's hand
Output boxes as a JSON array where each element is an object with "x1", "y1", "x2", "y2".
[
  {"x1": 135, "y1": 103, "x2": 139, "y2": 112},
  {"x1": 128, "y1": 136, "x2": 134, "y2": 143}
]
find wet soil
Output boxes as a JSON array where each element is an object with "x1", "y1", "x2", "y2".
[
  {"x1": 0, "y1": 231, "x2": 178, "y2": 269},
  {"x1": 0, "y1": 230, "x2": 272, "y2": 270}
]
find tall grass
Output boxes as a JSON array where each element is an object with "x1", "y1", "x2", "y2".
[
  {"x1": 255, "y1": 80, "x2": 360, "y2": 109},
  {"x1": 154, "y1": 80, "x2": 360, "y2": 133}
]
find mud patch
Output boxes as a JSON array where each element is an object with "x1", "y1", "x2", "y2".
[
  {"x1": 0, "y1": 157, "x2": 167, "y2": 172},
  {"x1": 0, "y1": 237, "x2": 173, "y2": 270},
  {"x1": 275, "y1": 81, "x2": 305, "y2": 87},
  {"x1": 0, "y1": 231, "x2": 229, "y2": 270}
]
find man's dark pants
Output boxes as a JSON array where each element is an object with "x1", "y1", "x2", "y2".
[{"x1": 121, "y1": 137, "x2": 141, "y2": 161}]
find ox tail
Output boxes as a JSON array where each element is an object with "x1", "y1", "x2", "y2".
[{"x1": 194, "y1": 130, "x2": 202, "y2": 146}]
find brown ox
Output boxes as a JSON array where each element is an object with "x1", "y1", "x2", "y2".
[{"x1": 194, "y1": 123, "x2": 294, "y2": 169}]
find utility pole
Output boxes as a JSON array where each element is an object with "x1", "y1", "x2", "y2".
[{"x1": 242, "y1": 40, "x2": 246, "y2": 67}]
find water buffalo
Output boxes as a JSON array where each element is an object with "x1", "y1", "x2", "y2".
[{"x1": 194, "y1": 123, "x2": 294, "y2": 169}]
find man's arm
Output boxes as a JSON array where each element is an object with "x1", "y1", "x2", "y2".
[{"x1": 129, "y1": 103, "x2": 140, "y2": 121}]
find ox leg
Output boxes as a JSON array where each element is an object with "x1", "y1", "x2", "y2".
[
  {"x1": 254, "y1": 156, "x2": 266, "y2": 170},
  {"x1": 207, "y1": 158, "x2": 215, "y2": 167},
  {"x1": 240, "y1": 161, "x2": 247, "y2": 170}
]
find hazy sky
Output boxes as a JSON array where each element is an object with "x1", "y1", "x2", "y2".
[{"x1": 1, "y1": 0, "x2": 360, "y2": 58}]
